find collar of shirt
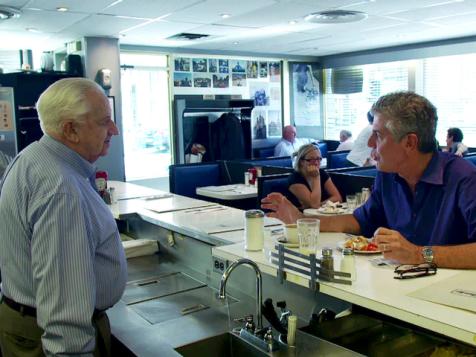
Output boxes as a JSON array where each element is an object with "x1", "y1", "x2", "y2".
[
  {"x1": 40, "y1": 135, "x2": 97, "y2": 187},
  {"x1": 393, "y1": 151, "x2": 447, "y2": 187}
]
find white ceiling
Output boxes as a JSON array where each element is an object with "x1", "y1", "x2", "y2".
[{"x1": 1, "y1": 0, "x2": 476, "y2": 57}]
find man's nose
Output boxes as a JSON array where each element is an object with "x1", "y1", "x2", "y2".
[
  {"x1": 367, "y1": 134, "x2": 376, "y2": 148},
  {"x1": 110, "y1": 121, "x2": 119, "y2": 136}
]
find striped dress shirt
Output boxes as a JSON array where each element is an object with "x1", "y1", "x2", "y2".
[{"x1": 0, "y1": 135, "x2": 127, "y2": 356}]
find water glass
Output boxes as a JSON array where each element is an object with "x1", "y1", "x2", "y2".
[
  {"x1": 297, "y1": 218, "x2": 320, "y2": 255},
  {"x1": 346, "y1": 194, "x2": 357, "y2": 210}
]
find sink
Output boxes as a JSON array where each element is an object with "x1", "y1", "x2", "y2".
[{"x1": 175, "y1": 332, "x2": 268, "y2": 357}]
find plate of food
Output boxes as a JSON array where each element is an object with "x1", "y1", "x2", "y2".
[
  {"x1": 338, "y1": 235, "x2": 382, "y2": 254},
  {"x1": 304, "y1": 206, "x2": 348, "y2": 216}
]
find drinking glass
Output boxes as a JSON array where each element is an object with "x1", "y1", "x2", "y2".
[
  {"x1": 297, "y1": 218, "x2": 320, "y2": 255},
  {"x1": 346, "y1": 195, "x2": 357, "y2": 210}
]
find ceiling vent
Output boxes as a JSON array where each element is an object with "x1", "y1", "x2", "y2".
[
  {"x1": 305, "y1": 10, "x2": 367, "y2": 24},
  {"x1": 0, "y1": 6, "x2": 21, "y2": 20},
  {"x1": 167, "y1": 33, "x2": 210, "y2": 41}
]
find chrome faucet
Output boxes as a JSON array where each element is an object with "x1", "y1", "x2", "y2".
[{"x1": 219, "y1": 258, "x2": 263, "y2": 330}]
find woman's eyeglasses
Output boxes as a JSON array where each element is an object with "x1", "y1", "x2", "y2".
[
  {"x1": 394, "y1": 263, "x2": 437, "y2": 279},
  {"x1": 301, "y1": 157, "x2": 322, "y2": 163}
]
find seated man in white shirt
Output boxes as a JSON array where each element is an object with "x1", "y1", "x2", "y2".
[
  {"x1": 347, "y1": 111, "x2": 376, "y2": 166},
  {"x1": 336, "y1": 130, "x2": 353, "y2": 151},
  {"x1": 274, "y1": 125, "x2": 316, "y2": 157}
]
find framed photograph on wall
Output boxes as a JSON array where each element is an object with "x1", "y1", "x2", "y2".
[{"x1": 108, "y1": 96, "x2": 115, "y2": 123}]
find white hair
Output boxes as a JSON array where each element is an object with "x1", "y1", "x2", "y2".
[{"x1": 36, "y1": 78, "x2": 105, "y2": 135}]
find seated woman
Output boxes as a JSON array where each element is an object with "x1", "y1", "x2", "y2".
[{"x1": 287, "y1": 144, "x2": 342, "y2": 210}]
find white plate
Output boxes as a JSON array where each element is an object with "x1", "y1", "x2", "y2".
[
  {"x1": 276, "y1": 238, "x2": 299, "y2": 248},
  {"x1": 303, "y1": 207, "x2": 349, "y2": 216},
  {"x1": 337, "y1": 240, "x2": 382, "y2": 254}
]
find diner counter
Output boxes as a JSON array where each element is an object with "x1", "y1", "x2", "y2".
[
  {"x1": 108, "y1": 180, "x2": 476, "y2": 348},
  {"x1": 212, "y1": 232, "x2": 476, "y2": 347}
]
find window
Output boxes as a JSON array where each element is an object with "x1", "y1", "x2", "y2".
[
  {"x1": 323, "y1": 61, "x2": 410, "y2": 141},
  {"x1": 120, "y1": 53, "x2": 171, "y2": 181},
  {"x1": 420, "y1": 53, "x2": 476, "y2": 147}
]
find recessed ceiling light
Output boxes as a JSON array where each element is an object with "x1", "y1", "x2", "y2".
[
  {"x1": 56, "y1": 7, "x2": 68, "y2": 12},
  {"x1": 305, "y1": 10, "x2": 367, "y2": 24},
  {"x1": 289, "y1": 20, "x2": 297, "y2": 25},
  {"x1": 0, "y1": 6, "x2": 21, "y2": 20},
  {"x1": 221, "y1": 13, "x2": 231, "y2": 19},
  {"x1": 233, "y1": 41, "x2": 239, "y2": 45}
]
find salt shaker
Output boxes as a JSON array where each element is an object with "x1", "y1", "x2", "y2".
[
  {"x1": 340, "y1": 248, "x2": 356, "y2": 281},
  {"x1": 245, "y1": 209, "x2": 265, "y2": 251}
]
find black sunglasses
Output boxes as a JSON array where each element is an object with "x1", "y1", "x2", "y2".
[{"x1": 394, "y1": 263, "x2": 437, "y2": 280}]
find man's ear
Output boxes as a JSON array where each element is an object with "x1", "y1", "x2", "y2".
[
  {"x1": 405, "y1": 133, "x2": 419, "y2": 151},
  {"x1": 62, "y1": 121, "x2": 80, "y2": 144}
]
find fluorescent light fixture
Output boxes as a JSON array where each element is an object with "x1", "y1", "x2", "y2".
[
  {"x1": 221, "y1": 13, "x2": 231, "y2": 19},
  {"x1": 0, "y1": 6, "x2": 21, "y2": 20},
  {"x1": 305, "y1": 10, "x2": 367, "y2": 24},
  {"x1": 289, "y1": 20, "x2": 297, "y2": 25},
  {"x1": 56, "y1": 7, "x2": 68, "y2": 12}
]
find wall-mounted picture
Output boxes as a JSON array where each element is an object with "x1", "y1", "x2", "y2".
[
  {"x1": 259, "y1": 62, "x2": 268, "y2": 78},
  {"x1": 270, "y1": 87, "x2": 281, "y2": 101},
  {"x1": 269, "y1": 62, "x2": 281, "y2": 82},
  {"x1": 232, "y1": 73, "x2": 246, "y2": 87},
  {"x1": 174, "y1": 72, "x2": 192, "y2": 87},
  {"x1": 193, "y1": 73, "x2": 212, "y2": 87},
  {"x1": 291, "y1": 63, "x2": 321, "y2": 126},
  {"x1": 192, "y1": 58, "x2": 207, "y2": 72},
  {"x1": 208, "y1": 59, "x2": 217, "y2": 73},
  {"x1": 174, "y1": 57, "x2": 190, "y2": 72},
  {"x1": 219, "y1": 59, "x2": 229, "y2": 73},
  {"x1": 247, "y1": 61, "x2": 258, "y2": 78},
  {"x1": 212, "y1": 74, "x2": 229, "y2": 88},
  {"x1": 230, "y1": 60, "x2": 246, "y2": 73},
  {"x1": 267, "y1": 110, "x2": 281, "y2": 137},
  {"x1": 250, "y1": 83, "x2": 269, "y2": 106},
  {"x1": 252, "y1": 109, "x2": 267, "y2": 140}
]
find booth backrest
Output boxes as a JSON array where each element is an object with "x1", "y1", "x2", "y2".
[
  {"x1": 236, "y1": 156, "x2": 293, "y2": 168},
  {"x1": 169, "y1": 162, "x2": 222, "y2": 199},
  {"x1": 254, "y1": 146, "x2": 276, "y2": 158},
  {"x1": 329, "y1": 172, "x2": 375, "y2": 199},
  {"x1": 464, "y1": 153, "x2": 476, "y2": 166},
  {"x1": 318, "y1": 142, "x2": 328, "y2": 158},
  {"x1": 344, "y1": 168, "x2": 378, "y2": 177},
  {"x1": 327, "y1": 150, "x2": 355, "y2": 169},
  {"x1": 257, "y1": 173, "x2": 291, "y2": 209}
]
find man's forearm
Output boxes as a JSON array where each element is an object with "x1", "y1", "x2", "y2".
[
  {"x1": 432, "y1": 243, "x2": 476, "y2": 269},
  {"x1": 319, "y1": 214, "x2": 361, "y2": 234}
]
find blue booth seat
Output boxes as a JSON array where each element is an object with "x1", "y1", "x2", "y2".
[
  {"x1": 464, "y1": 154, "x2": 476, "y2": 166},
  {"x1": 169, "y1": 162, "x2": 221, "y2": 199},
  {"x1": 345, "y1": 168, "x2": 378, "y2": 177},
  {"x1": 257, "y1": 173, "x2": 291, "y2": 208},
  {"x1": 318, "y1": 142, "x2": 328, "y2": 158},
  {"x1": 327, "y1": 150, "x2": 355, "y2": 169},
  {"x1": 237, "y1": 157, "x2": 292, "y2": 168}
]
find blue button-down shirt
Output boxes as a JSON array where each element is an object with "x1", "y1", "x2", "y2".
[
  {"x1": 0, "y1": 135, "x2": 127, "y2": 355},
  {"x1": 354, "y1": 152, "x2": 476, "y2": 246}
]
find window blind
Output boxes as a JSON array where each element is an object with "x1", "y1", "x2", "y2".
[{"x1": 324, "y1": 61, "x2": 409, "y2": 141}]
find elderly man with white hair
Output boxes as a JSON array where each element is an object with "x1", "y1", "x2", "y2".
[
  {"x1": 336, "y1": 130, "x2": 353, "y2": 151},
  {"x1": 0, "y1": 78, "x2": 127, "y2": 356}
]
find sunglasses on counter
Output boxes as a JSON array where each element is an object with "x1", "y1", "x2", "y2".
[{"x1": 394, "y1": 263, "x2": 437, "y2": 280}]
